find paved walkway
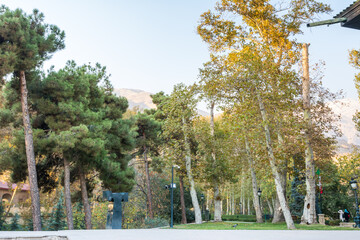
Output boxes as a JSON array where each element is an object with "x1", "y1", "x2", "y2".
[{"x1": 0, "y1": 229, "x2": 359, "y2": 240}]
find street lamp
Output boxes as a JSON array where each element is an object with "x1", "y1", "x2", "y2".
[
  {"x1": 350, "y1": 178, "x2": 360, "y2": 228},
  {"x1": 257, "y1": 188, "x2": 265, "y2": 223},
  {"x1": 170, "y1": 165, "x2": 180, "y2": 228}
]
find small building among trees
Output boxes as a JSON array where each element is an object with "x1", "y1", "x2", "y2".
[{"x1": 0, "y1": 182, "x2": 30, "y2": 205}]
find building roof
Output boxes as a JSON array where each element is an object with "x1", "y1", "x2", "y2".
[
  {"x1": 0, "y1": 181, "x2": 30, "y2": 191},
  {"x1": 334, "y1": 0, "x2": 360, "y2": 30}
]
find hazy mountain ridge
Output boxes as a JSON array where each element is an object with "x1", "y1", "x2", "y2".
[
  {"x1": 113, "y1": 88, "x2": 156, "y2": 110},
  {"x1": 114, "y1": 88, "x2": 209, "y2": 116},
  {"x1": 115, "y1": 88, "x2": 360, "y2": 154},
  {"x1": 327, "y1": 98, "x2": 360, "y2": 154}
]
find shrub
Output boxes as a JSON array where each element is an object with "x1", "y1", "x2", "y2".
[
  {"x1": 327, "y1": 219, "x2": 341, "y2": 226},
  {"x1": 144, "y1": 217, "x2": 169, "y2": 228},
  {"x1": 91, "y1": 202, "x2": 108, "y2": 229},
  {"x1": 0, "y1": 202, "x2": 5, "y2": 230},
  {"x1": 9, "y1": 213, "x2": 21, "y2": 231},
  {"x1": 73, "y1": 202, "x2": 85, "y2": 230}
]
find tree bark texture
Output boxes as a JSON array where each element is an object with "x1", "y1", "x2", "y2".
[
  {"x1": 301, "y1": 43, "x2": 317, "y2": 225},
  {"x1": 79, "y1": 167, "x2": 92, "y2": 229},
  {"x1": 240, "y1": 168, "x2": 245, "y2": 215},
  {"x1": 20, "y1": 71, "x2": 42, "y2": 231},
  {"x1": 272, "y1": 194, "x2": 285, "y2": 223},
  {"x1": 144, "y1": 145, "x2": 154, "y2": 219},
  {"x1": 232, "y1": 191, "x2": 235, "y2": 215},
  {"x1": 256, "y1": 92, "x2": 296, "y2": 229},
  {"x1": 245, "y1": 136, "x2": 263, "y2": 223},
  {"x1": 272, "y1": 131, "x2": 287, "y2": 223},
  {"x1": 182, "y1": 117, "x2": 202, "y2": 224},
  {"x1": 64, "y1": 158, "x2": 74, "y2": 230},
  {"x1": 206, "y1": 190, "x2": 209, "y2": 211},
  {"x1": 226, "y1": 189, "x2": 229, "y2": 215},
  {"x1": 179, "y1": 175, "x2": 187, "y2": 224},
  {"x1": 209, "y1": 102, "x2": 222, "y2": 221},
  {"x1": 267, "y1": 199, "x2": 274, "y2": 215},
  {"x1": 272, "y1": 160, "x2": 286, "y2": 223}
]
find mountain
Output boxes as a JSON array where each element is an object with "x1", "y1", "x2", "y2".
[
  {"x1": 113, "y1": 88, "x2": 156, "y2": 110},
  {"x1": 327, "y1": 98, "x2": 360, "y2": 154},
  {"x1": 114, "y1": 88, "x2": 209, "y2": 116}
]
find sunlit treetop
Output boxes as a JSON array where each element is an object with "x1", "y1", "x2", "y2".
[{"x1": 198, "y1": 0, "x2": 331, "y2": 64}]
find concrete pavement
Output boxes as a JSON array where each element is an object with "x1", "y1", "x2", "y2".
[{"x1": 0, "y1": 229, "x2": 359, "y2": 240}]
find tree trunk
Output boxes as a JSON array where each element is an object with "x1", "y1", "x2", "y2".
[
  {"x1": 301, "y1": 43, "x2": 317, "y2": 225},
  {"x1": 20, "y1": 71, "x2": 42, "y2": 231},
  {"x1": 179, "y1": 175, "x2": 187, "y2": 224},
  {"x1": 4, "y1": 185, "x2": 18, "y2": 219},
  {"x1": 240, "y1": 169, "x2": 245, "y2": 215},
  {"x1": 242, "y1": 195, "x2": 246, "y2": 215},
  {"x1": 247, "y1": 197, "x2": 250, "y2": 215},
  {"x1": 221, "y1": 200, "x2": 223, "y2": 214},
  {"x1": 144, "y1": 145, "x2": 154, "y2": 219},
  {"x1": 272, "y1": 164, "x2": 286, "y2": 223},
  {"x1": 64, "y1": 158, "x2": 74, "y2": 230},
  {"x1": 272, "y1": 130, "x2": 287, "y2": 223},
  {"x1": 245, "y1": 136, "x2": 263, "y2": 223},
  {"x1": 182, "y1": 117, "x2": 202, "y2": 224},
  {"x1": 213, "y1": 183, "x2": 222, "y2": 221},
  {"x1": 256, "y1": 92, "x2": 296, "y2": 230},
  {"x1": 79, "y1": 167, "x2": 92, "y2": 229},
  {"x1": 267, "y1": 199, "x2": 274, "y2": 215},
  {"x1": 209, "y1": 102, "x2": 222, "y2": 221},
  {"x1": 272, "y1": 194, "x2": 285, "y2": 223},
  {"x1": 226, "y1": 189, "x2": 229, "y2": 215},
  {"x1": 206, "y1": 190, "x2": 209, "y2": 211},
  {"x1": 232, "y1": 190, "x2": 235, "y2": 215}
]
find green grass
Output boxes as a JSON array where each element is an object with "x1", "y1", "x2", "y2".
[
  {"x1": 221, "y1": 214, "x2": 257, "y2": 222},
  {"x1": 172, "y1": 221, "x2": 360, "y2": 230}
]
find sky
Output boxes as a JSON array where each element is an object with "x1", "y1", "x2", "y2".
[{"x1": 1, "y1": 0, "x2": 360, "y2": 99}]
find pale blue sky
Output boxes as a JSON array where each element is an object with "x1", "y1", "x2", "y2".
[{"x1": 1, "y1": 0, "x2": 359, "y2": 99}]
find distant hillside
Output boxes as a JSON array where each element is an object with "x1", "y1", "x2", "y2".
[
  {"x1": 114, "y1": 88, "x2": 156, "y2": 110},
  {"x1": 328, "y1": 98, "x2": 360, "y2": 154},
  {"x1": 114, "y1": 88, "x2": 209, "y2": 116}
]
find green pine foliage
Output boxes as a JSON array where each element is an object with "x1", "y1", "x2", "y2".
[
  {"x1": 0, "y1": 201, "x2": 6, "y2": 230},
  {"x1": 46, "y1": 192, "x2": 66, "y2": 231},
  {"x1": 289, "y1": 168, "x2": 305, "y2": 218},
  {"x1": 9, "y1": 213, "x2": 21, "y2": 231},
  {"x1": 0, "y1": 6, "x2": 65, "y2": 78},
  {"x1": 24, "y1": 217, "x2": 33, "y2": 231}
]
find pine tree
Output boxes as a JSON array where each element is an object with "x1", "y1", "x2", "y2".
[
  {"x1": 0, "y1": 6, "x2": 65, "y2": 230},
  {"x1": 290, "y1": 168, "x2": 305, "y2": 218},
  {"x1": 134, "y1": 112, "x2": 162, "y2": 219},
  {"x1": 0, "y1": 201, "x2": 5, "y2": 230},
  {"x1": 47, "y1": 192, "x2": 66, "y2": 231}
]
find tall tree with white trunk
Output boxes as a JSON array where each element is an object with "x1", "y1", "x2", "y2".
[{"x1": 300, "y1": 43, "x2": 317, "y2": 224}]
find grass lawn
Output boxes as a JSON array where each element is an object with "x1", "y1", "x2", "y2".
[{"x1": 171, "y1": 221, "x2": 360, "y2": 230}]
